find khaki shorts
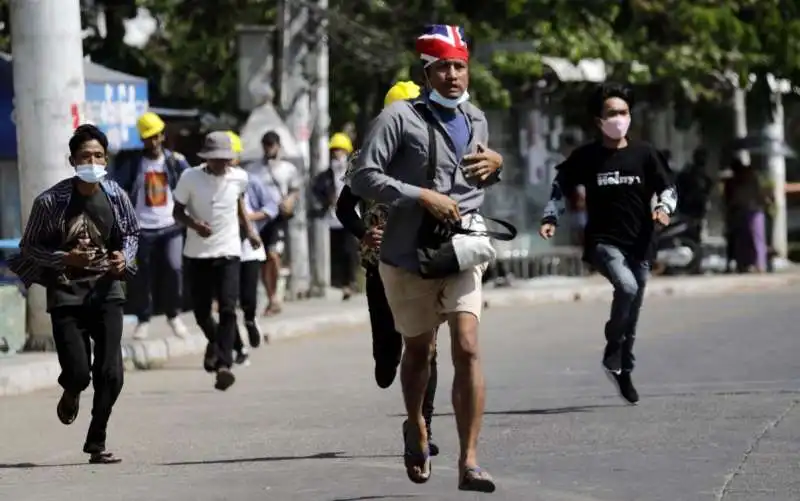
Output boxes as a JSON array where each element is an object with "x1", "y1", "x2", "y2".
[{"x1": 378, "y1": 262, "x2": 486, "y2": 338}]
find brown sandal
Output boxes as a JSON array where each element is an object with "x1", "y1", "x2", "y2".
[{"x1": 458, "y1": 466, "x2": 495, "y2": 493}]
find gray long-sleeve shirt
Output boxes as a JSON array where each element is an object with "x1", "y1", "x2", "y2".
[{"x1": 349, "y1": 97, "x2": 498, "y2": 272}]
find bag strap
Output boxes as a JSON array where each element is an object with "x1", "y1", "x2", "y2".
[
  {"x1": 452, "y1": 216, "x2": 517, "y2": 241},
  {"x1": 425, "y1": 117, "x2": 437, "y2": 183}
]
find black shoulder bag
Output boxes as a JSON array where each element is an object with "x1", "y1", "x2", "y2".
[{"x1": 416, "y1": 117, "x2": 517, "y2": 279}]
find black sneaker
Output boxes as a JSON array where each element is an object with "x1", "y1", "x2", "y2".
[
  {"x1": 234, "y1": 349, "x2": 250, "y2": 366},
  {"x1": 215, "y1": 368, "x2": 236, "y2": 391},
  {"x1": 605, "y1": 369, "x2": 639, "y2": 404},
  {"x1": 245, "y1": 321, "x2": 262, "y2": 348},
  {"x1": 403, "y1": 419, "x2": 439, "y2": 457}
]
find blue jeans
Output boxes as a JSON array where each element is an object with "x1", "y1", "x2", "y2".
[
  {"x1": 591, "y1": 243, "x2": 650, "y2": 373},
  {"x1": 133, "y1": 226, "x2": 184, "y2": 322}
]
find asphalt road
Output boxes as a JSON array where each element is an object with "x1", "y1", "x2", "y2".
[{"x1": 1, "y1": 286, "x2": 799, "y2": 501}]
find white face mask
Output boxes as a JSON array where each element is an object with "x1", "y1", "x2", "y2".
[
  {"x1": 429, "y1": 89, "x2": 470, "y2": 109},
  {"x1": 600, "y1": 116, "x2": 631, "y2": 140},
  {"x1": 74, "y1": 164, "x2": 107, "y2": 184}
]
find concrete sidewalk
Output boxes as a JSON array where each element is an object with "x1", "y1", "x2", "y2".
[{"x1": 1, "y1": 271, "x2": 798, "y2": 397}]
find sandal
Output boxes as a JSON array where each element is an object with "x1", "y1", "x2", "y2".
[
  {"x1": 458, "y1": 466, "x2": 495, "y2": 493},
  {"x1": 402, "y1": 421, "x2": 431, "y2": 484},
  {"x1": 88, "y1": 451, "x2": 122, "y2": 464}
]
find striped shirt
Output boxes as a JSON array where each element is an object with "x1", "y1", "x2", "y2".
[{"x1": 8, "y1": 178, "x2": 140, "y2": 289}]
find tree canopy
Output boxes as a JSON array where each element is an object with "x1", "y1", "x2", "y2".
[{"x1": 0, "y1": 0, "x2": 798, "y2": 133}]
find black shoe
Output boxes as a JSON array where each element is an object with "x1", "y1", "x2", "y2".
[
  {"x1": 403, "y1": 419, "x2": 439, "y2": 457},
  {"x1": 234, "y1": 349, "x2": 250, "y2": 366},
  {"x1": 374, "y1": 358, "x2": 399, "y2": 389},
  {"x1": 215, "y1": 368, "x2": 236, "y2": 391},
  {"x1": 245, "y1": 321, "x2": 262, "y2": 348},
  {"x1": 605, "y1": 369, "x2": 639, "y2": 404},
  {"x1": 56, "y1": 391, "x2": 80, "y2": 425},
  {"x1": 203, "y1": 344, "x2": 218, "y2": 373}
]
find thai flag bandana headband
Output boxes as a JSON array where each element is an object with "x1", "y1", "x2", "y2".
[{"x1": 415, "y1": 24, "x2": 469, "y2": 68}]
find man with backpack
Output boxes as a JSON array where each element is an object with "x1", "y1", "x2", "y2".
[{"x1": 113, "y1": 112, "x2": 191, "y2": 341}]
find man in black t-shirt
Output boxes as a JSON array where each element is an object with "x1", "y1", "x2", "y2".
[
  {"x1": 539, "y1": 83, "x2": 677, "y2": 404},
  {"x1": 10, "y1": 125, "x2": 139, "y2": 464}
]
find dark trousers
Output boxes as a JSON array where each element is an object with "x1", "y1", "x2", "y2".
[
  {"x1": 330, "y1": 228, "x2": 358, "y2": 288},
  {"x1": 50, "y1": 301, "x2": 124, "y2": 450},
  {"x1": 590, "y1": 244, "x2": 649, "y2": 373},
  {"x1": 133, "y1": 226, "x2": 183, "y2": 321},
  {"x1": 365, "y1": 267, "x2": 437, "y2": 423},
  {"x1": 187, "y1": 257, "x2": 240, "y2": 369},
  {"x1": 234, "y1": 259, "x2": 262, "y2": 352}
]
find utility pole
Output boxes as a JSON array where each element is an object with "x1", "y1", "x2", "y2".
[
  {"x1": 765, "y1": 86, "x2": 788, "y2": 259},
  {"x1": 307, "y1": 0, "x2": 330, "y2": 295},
  {"x1": 10, "y1": 0, "x2": 85, "y2": 350},
  {"x1": 276, "y1": 0, "x2": 313, "y2": 299}
]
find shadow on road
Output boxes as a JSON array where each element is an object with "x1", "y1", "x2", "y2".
[
  {"x1": 0, "y1": 462, "x2": 86, "y2": 469},
  {"x1": 330, "y1": 496, "x2": 418, "y2": 501},
  {"x1": 389, "y1": 404, "x2": 620, "y2": 418},
  {"x1": 161, "y1": 450, "x2": 401, "y2": 467}
]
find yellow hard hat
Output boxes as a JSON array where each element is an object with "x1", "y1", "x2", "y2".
[
  {"x1": 137, "y1": 112, "x2": 165, "y2": 140},
  {"x1": 329, "y1": 132, "x2": 353, "y2": 154},
  {"x1": 384, "y1": 81, "x2": 421, "y2": 108},
  {"x1": 226, "y1": 131, "x2": 242, "y2": 154}
]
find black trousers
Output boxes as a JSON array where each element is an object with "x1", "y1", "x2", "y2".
[
  {"x1": 187, "y1": 257, "x2": 240, "y2": 369},
  {"x1": 365, "y1": 267, "x2": 437, "y2": 423},
  {"x1": 234, "y1": 260, "x2": 262, "y2": 351},
  {"x1": 50, "y1": 301, "x2": 124, "y2": 450},
  {"x1": 330, "y1": 228, "x2": 358, "y2": 288}
]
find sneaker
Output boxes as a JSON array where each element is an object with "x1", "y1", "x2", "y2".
[
  {"x1": 245, "y1": 321, "x2": 262, "y2": 348},
  {"x1": 132, "y1": 322, "x2": 149, "y2": 340},
  {"x1": 214, "y1": 368, "x2": 236, "y2": 391},
  {"x1": 605, "y1": 368, "x2": 639, "y2": 404},
  {"x1": 168, "y1": 317, "x2": 190, "y2": 339},
  {"x1": 234, "y1": 349, "x2": 250, "y2": 366}
]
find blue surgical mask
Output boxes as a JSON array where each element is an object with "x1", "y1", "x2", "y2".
[
  {"x1": 429, "y1": 89, "x2": 470, "y2": 109},
  {"x1": 75, "y1": 164, "x2": 107, "y2": 184}
]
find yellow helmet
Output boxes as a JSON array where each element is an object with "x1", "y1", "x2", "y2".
[
  {"x1": 226, "y1": 131, "x2": 242, "y2": 154},
  {"x1": 384, "y1": 81, "x2": 421, "y2": 108},
  {"x1": 136, "y1": 112, "x2": 165, "y2": 140},
  {"x1": 328, "y1": 132, "x2": 353, "y2": 154}
]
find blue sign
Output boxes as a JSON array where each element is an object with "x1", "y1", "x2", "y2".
[{"x1": 84, "y1": 82, "x2": 149, "y2": 152}]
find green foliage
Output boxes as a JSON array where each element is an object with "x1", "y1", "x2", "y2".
[{"x1": 40, "y1": 0, "x2": 800, "y2": 133}]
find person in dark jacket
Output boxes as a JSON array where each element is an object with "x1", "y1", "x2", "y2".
[
  {"x1": 112, "y1": 112, "x2": 191, "y2": 341},
  {"x1": 335, "y1": 81, "x2": 440, "y2": 458}
]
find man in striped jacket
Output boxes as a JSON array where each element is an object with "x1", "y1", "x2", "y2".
[{"x1": 9, "y1": 124, "x2": 140, "y2": 465}]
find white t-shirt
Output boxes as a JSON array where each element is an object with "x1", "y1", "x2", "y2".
[
  {"x1": 240, "y1": 189, "x2": 267, "y2": 262},
  {"x1": 173, "y1": 166, "x2": 249, "y2": 259},
  {"x1": 135, "y1": 154, "x2": 176, "y2": 229},
  {"x1": 247, "y1": 159, "x2": 301, "y2": 199}
]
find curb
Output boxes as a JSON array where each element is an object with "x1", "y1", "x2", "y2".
[
  {"x1": 2, "y1": 272, "x2": 799, "y2": 396},
  {"x1": 0, "y1": 357, "x2": 61, "y2": 397},
  {"x1": 121, "y1": 309, "x2": 370, "y2": 370}
]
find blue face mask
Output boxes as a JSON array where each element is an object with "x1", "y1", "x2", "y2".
[
  {"x1": 429, "y1": 89, "x2": 470, "y2": 109},
  {"x1": 75, "y1": 164, "x2": 107, "y2": 184}
]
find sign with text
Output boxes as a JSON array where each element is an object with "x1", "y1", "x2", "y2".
[{"x1": 84, "y1": 82, "x2": 149, "y2": 152}]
